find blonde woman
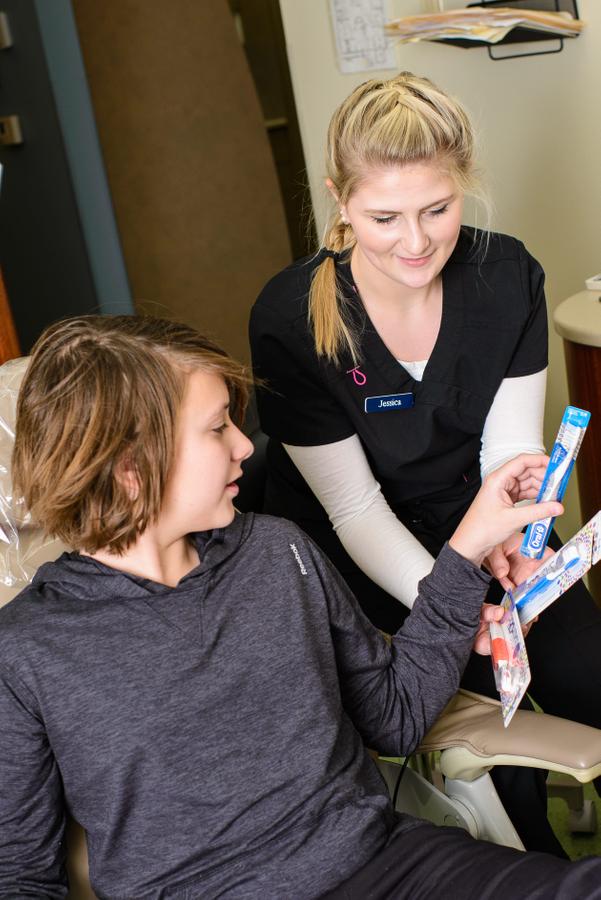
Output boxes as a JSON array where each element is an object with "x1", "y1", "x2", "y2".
[{"x1": 250, "y1": 72, "x2": 601, "y2": 857}]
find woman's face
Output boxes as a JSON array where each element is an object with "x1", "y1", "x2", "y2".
[{"x1": 339, "y1": 162, "x2": 464, "y2": 292}]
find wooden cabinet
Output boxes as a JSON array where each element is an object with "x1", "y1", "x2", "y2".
[
  {"x1": 554, "y1": 291, "x2": 601, "y2": 603},
  {"x1": 0, "y1": 271, "x2": 20, "y2": 364}
]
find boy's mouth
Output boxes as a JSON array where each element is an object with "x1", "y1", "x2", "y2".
[{"x1": 226, "y1": 472, "x2": 243, "y2": 494}]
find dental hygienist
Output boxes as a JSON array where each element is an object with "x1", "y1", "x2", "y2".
[{"x1": 250, "y1": 71, "x2": 601, "y2": 857}]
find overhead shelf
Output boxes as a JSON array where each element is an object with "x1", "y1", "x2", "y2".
[
  {"x1": 437, "y1": 0, "x2": 581, "y2": 60},
  {"x1": 385, "y1": 1, "x2": 582, "y2": 61}
]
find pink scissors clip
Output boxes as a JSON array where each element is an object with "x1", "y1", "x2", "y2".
[{"x1": 346, "y1": 366, "x2": 367, "y2": 386}]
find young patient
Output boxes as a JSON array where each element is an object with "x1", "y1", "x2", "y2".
[{"x1": 1, "y1": 315, "x2": 599, "y2": 900}]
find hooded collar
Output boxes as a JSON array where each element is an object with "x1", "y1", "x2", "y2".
[{"x1": 30, "y1": 512, "x2": 254, "y2": 602}]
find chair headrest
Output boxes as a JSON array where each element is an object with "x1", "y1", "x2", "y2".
[
  {"x1": 0, "y1": 356, "x2": 70, "y2": 606},
  {"x1": 0, "y1": 357, "x2": 30, "y2": 529}
]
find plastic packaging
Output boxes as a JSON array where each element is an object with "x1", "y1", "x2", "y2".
[
  {"x1": 520, "y1": 406, "x2": 590, "y2": 559},
  {"x1": 489, "y1": 595, "x2": 530, "y2": 727},
  {"x1": 0, "y1": 357, "x2": 66, "y2": 598},
  {"x1": 491, "y1": 510, "x2": 601, "y2": 724},
  {"x1": 515, "y1": 511, "x2": 601, "y2": 626}
]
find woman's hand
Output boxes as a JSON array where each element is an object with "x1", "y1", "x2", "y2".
[{"x1": 449, "y1": 454, "x2": 562, "y2": 569}]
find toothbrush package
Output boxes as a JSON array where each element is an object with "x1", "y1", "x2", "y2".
[
  {"x1": 491, "y1": 511, "x2": 601, "y2": 726},
  {"x1": 490, "y1": 594, "x2": 531, "y2": 727},
  {"x1": 520, "y1": 406, "x2": 591, "y2": 560},
  {"x1": 515, "y1": 510, "x2": 601, "y2": 626}
]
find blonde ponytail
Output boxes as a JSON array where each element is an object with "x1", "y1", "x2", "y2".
[{"x1": 308, "y1": 215, "x2": 359, "y2": 365}]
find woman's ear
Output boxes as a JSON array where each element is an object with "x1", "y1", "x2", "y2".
[
  {"x1": 114, "y1": 453, "x2": 140, "y2": 500},
  {"x1": 325, "y1": 177, "x2": 338, "y2": 200},
  {"x1": 325, "y1": 178, "x2": 348, "y2": 224}
]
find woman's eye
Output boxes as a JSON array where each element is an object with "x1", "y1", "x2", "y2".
[
  {"x1": 372, "y1": 215, "x2": 397, "y2": 226},
  {"x1": 428, "y1": 205, "x2": 449, "y2": 217},
  {"x1": 213, "y1": 423, "x2": 228, "y2": 434}
]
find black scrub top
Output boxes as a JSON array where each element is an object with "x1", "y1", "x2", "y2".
[{"x1": 249, "y1": 227, "x2": 548, "y2": 558}]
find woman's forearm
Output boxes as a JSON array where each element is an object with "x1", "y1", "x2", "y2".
[{"x1": 284, "y1": 436, "x2": 434, "y2": 610}]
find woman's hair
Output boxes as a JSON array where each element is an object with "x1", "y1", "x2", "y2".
[
  {"x1": 310, "y1": 71, "x2": 487, "y2": 364},
  {"x1": 13, "y1": 315, "x2": 251, "y2": 554}
]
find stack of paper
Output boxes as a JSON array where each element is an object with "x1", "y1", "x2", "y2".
[{"x1": 385, "y1": 7, "x2": 584, "y2": 45}]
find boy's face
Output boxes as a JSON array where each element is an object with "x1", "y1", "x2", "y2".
[{"x1": 160, "y1": 370, "x2": 253, "y2": 537}]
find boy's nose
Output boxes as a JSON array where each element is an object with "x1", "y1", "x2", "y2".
[{"x1": 233, "y1": 428, "x2": 254, "y2": 462}]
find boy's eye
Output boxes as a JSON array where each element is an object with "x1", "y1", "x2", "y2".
[
  {"x1": 372, "y1": 215, "x2": 397, "y2": 226},
  {"x1": 428, "y1": 204, "x2": 449, "y2": 217}
]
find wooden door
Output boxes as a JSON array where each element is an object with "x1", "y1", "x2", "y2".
[{"x1": 72, "y1": 0, "x2": 292, "y2": 363}]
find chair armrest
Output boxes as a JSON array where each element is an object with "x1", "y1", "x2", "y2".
[{"x1": 417, "y1": 689, "x2": 601, "y2": 783}]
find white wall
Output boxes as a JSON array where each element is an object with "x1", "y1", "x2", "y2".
[{"x1": 279, "y1": 0, "x2": 601, "y2": 539}]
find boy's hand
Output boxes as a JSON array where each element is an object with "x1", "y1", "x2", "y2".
[
  {"x1": 484, "y1": 532, "x2": 555, "y2": 592},
  {"x1": 473, "y1": 603, "x2": 504, "y2": 655},
  {"x1": 449, "y1": 454, "x2": 563, "y2": 570},
  {"x1": 473, "y1": 602, "x2": 537, "y2": 656}
]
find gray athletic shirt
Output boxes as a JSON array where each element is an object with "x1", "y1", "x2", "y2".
[{"x1": 0, "y1": 513, "x2": 489, "y2": 898}]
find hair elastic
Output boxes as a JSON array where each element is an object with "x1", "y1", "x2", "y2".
[{"x1": 321, "y1": 248, "x2": 341, "y2": 262}]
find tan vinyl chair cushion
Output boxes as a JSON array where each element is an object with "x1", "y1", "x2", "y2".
[
  {"x1": 419, "y1": 690, "x2": 601, "y2": 782},
  {"x1": 66, "y1": 820, "x2": 96, "y2": 900}
]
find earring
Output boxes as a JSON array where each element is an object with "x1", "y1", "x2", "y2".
[{"x1": 340, "y1": 212, "x2": 349, "y2": 225}]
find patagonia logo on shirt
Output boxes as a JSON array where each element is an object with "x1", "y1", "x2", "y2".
[{"x1": 364, "y1": 392, "x2": 414, "y2": 413}]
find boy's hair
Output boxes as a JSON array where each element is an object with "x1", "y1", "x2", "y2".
[{"x1": 13, "y1": 315, "x2": 251, "y2": 554}]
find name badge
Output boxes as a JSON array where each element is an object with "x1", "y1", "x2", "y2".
[{"x1": 364, "y1": 392, "x2": 414, "y2": 413}]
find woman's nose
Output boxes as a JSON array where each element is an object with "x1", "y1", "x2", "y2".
[{"x1": 400, "y1": 219, "x2": 430, "y2": 257}]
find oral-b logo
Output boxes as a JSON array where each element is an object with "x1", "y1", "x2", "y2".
[{"x1": 530, "y1": 523, "x2": 547, "y2": 549}]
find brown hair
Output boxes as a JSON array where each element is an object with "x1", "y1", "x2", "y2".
[
  {"x1": 310, "y1": 71, "x2": 488, "y2": 364},
  {"x1": 13, "y1": 315, "x2": 251, "y2": 554}
]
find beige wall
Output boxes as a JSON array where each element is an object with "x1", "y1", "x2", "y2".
[{"x1": 279, "y1": 0, "x2": 601, "y2": 539}]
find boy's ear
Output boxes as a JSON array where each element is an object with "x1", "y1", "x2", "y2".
[{"x1": 114, "y1": 453, "x2": 139, "y2": 500}]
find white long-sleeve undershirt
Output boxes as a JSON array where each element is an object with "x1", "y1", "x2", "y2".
[{"x1": 284, "y1": 369, "x2": 546, "y2": 610}]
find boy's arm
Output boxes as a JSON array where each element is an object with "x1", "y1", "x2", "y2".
[
  {"x1": 320, "y1": 453, "x2": 564, "y2": 757},
  {"x1": 319, "y1": 541, "x2": 487, "y2": 757},
  {"x1": 0, "y1": 665, "x2": 68, "y2": 897}
]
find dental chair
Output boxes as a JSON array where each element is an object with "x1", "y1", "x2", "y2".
[{"x1": 1, "y1": 357, "x2": 600, "y2": 899}]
